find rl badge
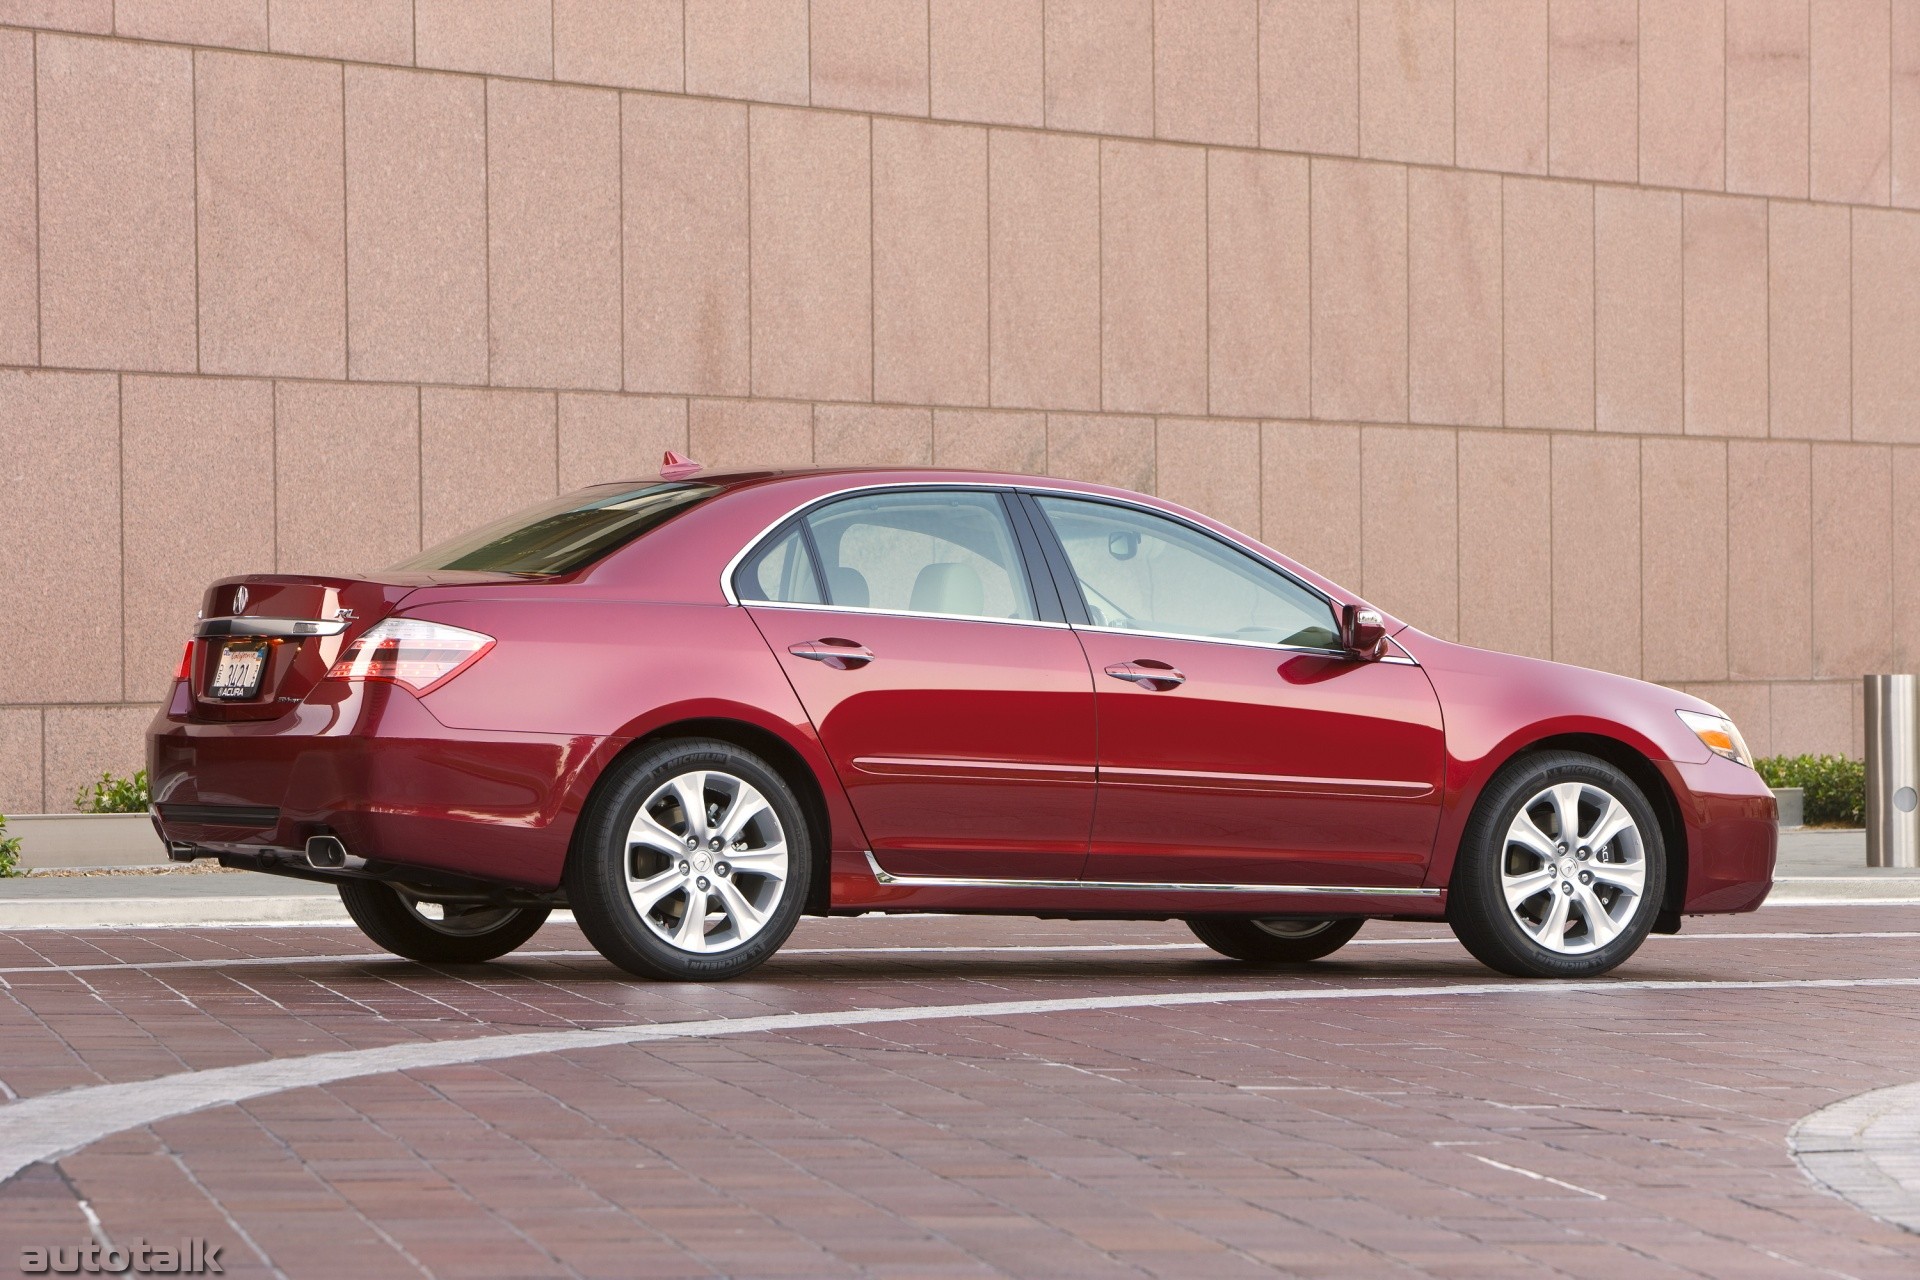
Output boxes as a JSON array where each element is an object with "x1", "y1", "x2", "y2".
[{"x1": 20, "y1": 1238, "x2": 223, "y2": 1274}]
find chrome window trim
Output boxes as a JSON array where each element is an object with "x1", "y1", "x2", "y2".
[
  {"x1": 719, "y1": 480, "x2": 1421, "y2": 664},
  {"x1": 863, "y1": 851, "x2": 1440, "y2": 898},
  {"x1": 196, "y1": 616, "x2": 348, "y2": 638},
  {"x1": 742, "y1": 598, "x2": 1072, "y2": 631}
]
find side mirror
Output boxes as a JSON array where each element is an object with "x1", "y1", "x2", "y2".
[{"x1": 1340, "y1": 604, "x2": 1388, "y2": 661}]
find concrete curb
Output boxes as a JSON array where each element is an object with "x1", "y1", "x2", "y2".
[
  {"x1": 1790, "y1": 1081, "x2": 1920, "y2": 1236},
  {"x1": 0, "y1": 896, "x2": 353, "y2": 929}
]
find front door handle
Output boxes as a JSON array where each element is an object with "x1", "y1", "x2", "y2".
[
  {"x1": 788, "y1": 638, "x2": 873, "y2": 670},
  {"x1": 1104, "y1": 660, "x2": 1185, "y2": 690}
]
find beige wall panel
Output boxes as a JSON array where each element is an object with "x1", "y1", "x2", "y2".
[
  {"x1": 117, "y1": 0, "x2": 266, "y2": 50},
  {"x1": 1768, "y1": 201, "x2": 1851, "y2": 441},
  {"x1": 1311, "y1": 159, "x2": 1407, "y2": 423},
  {"x1": 0, "y1": 372, "x2": 120, "y2": 705},
  {"x1": 415, "y1": 0, "x2": 553, "y2": 79},
  {"x1": 1045, "y1": 415, "x2": 1155, "y2": 492},
  {"x1": 1771, "y1": 681, "x2": 1853, "y2": 757},
  {"x1": 1262, "y1": 421, "x2": 1362, "y2": 588},
  {"x1": 1639, "y1": 0, "x2": 1726, "y2": 189},
  {"x1": 988, "y1": 130, "x2": 1100, "y2": 410},
  {"x1": 1154, "y1": 0, "x2": 1258, "y2": 146},
  {"x1": 1548, "y1": 0, "x2": 1639, "y2": 182},
  {"x1": 36, "y1": 36, "x2": 196, "y2": 372},
  {"x1": 688, "y1": 398, "x2": 813, "y2": 467},
  {"x1": 488, "y1": 81, "x2": 622, "y2": 391},
  {"x1": 928, "y1": 0, "x2": 1044, "y2": 127},
  {"x1": 558, "y1": 393, "x2": 688, "y2": 490},
  {"x1": 684, "y1": 0, "x2": 809, "y2": 104},
  {"x1": 814, "y1": 405, "x2": 934, "y2": 466},
  {"x1": 811, "y1": 0, "x2": 929, "y2": 116},
  {"x1": 1896, "y1": 448, "x2": 1920, "y2": 671},
  {"x1": 1812, "y1": 444, "x2": 1894, "y2": 679},
  {"x1": 44, "y1": 707, "x2": 158, "y2": 814},
  {"x1": 1640, "y1": 437, "x2": 1728, "y2": 683},
  {"x1": 1897, "y1": 1, "x2": 1920, "y2": 207},
  {"x1": 276, "y1": 381, "x2": 421, "y2": 577},
  {"x1": 1595, "y1": 188, "x2": 1683, "y2": 435},
  {"x1": 0, "y1": 709, "x2": 42, "y2": 815},
  {"x1": 932, "y1": 409, "x2": 1046, "y2": 471},
  {"x1": 1551, "y1": 434, "x2": 1640, "y2": 676},
  {"x1": 1503, "y1": 177, "x2": 1594, "y2": 431},
  {"x1": 1357, "y1": 0, "x2": 1453, "y2": 165},
  {"x1": 1409, "y1": 169, "x2": 1502, "y2": 428},
  {"x1": 269, "y1": 0, "x2": 414, "y2": 65},
  {"x1": 1360, "y1": 427, "x2": 1456, "y2": 640},
  {"x1": 553, "y1": 0, "x2": 683, "y2": 92},
  {"x1": 1682, "y1": 195, "x2": 1769, "y2": 438},
  {"x1": 1728, "y1": 440, "x2": 1812, "y2": 679},
  {"x1": 1259, "y1": 0, "x2": 1359, "y2": 155},
  {"x1": 1157, "y1": 418, "x2": 1260, "y2": 533},
  {"x1": 1455, "y1": 0, "x2": 1548, "y2": 174},
  {"x1": 1726, "y1": 0, "x2": 1810, "y2": 198},
  {"x1": 1853, "y1": 208, "x2": 1920, "y2": 444},
  {"x1": 0, "y1": 31, "x2": 35, "y2": 365},
  {"x1": 1207, "y1": 150, "x2": 1309, "y2": 420},
  {"x1": 1101, "y1": 141, "x2": 1207, "y2": 416},
  {"x1": 1043, "y1": 0, "x2": 1153, "y2": 137},
  {"x1": 1810, "y1": 0, "x2": 1892, "y2": 205},
  {"x1": 0, "y1": 2, "x2": 110, "y2": 34},
  {"x1": 345, "y1": 67, "x2": 488, "y2": 386},
  {"x1": 623, "y1": 95, "x2": 750, "y2": 396},
  {"x1": 748, "y1": 107, "x2": 872, "y2": 402},
  {"x1": 873, "y1": 120, "x2": 989, "y2": 407},
  {"x1": 1458, "y1": 431, "x2": 1552, "y2": 660},
  {"x1": 196, "y1": 52, "x2": 345, "y2": 380}
]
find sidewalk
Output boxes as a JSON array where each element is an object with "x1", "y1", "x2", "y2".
[{"x1": 0, "y1": 831, "x2": 1907, "y2": 930}]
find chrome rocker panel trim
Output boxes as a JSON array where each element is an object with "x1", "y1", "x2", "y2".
[{"x1": 862, "y1": 851, "x2": 1442, "y2": 899}]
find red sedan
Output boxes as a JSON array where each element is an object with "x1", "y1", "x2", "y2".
[{"x1": 149, "y1": 463, "x2": 1775, "y2": 981}]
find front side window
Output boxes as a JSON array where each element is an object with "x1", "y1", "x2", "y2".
[
  {"x1": 396, "y1": 482, "x2": 718, "y2": 576},
  {"x1": 1035, "y1": 496, "x2": 1339, "y2": 649},
  {"x1": 769, "y1": 490, "x2": 1038, "y2": 621}
]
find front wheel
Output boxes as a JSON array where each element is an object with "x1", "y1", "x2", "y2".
[
  {"x1": 565, "y1": 738, "x2": 812, "y2": 981},
  {"x1": 1447, "y1": 751, "x2": 1667, "y2": 979},
  {"x1": 338, "y1": 880, "x2": 551, "y2": 964},
  {"x1": 1186, "y1": 916, "x2": 1365, "y2": 963}
]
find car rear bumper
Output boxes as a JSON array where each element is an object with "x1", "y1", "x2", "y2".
[
  {"x1": 1670, "y1": 754, "x2": 1777, "y2": 913},
  {"x1": 148, "y1": 679, "x2": 609, "y2": 890}
]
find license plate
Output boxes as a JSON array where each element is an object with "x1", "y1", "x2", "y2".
[{"x1": 210, "y1": 641, "x2": 269, "y2": 700}]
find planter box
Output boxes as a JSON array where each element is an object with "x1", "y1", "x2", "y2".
[
  {"x1": 1771, "y1": 787, "x2": 1805, "y2": 830},
  {"x1": 4, "y1": 812, "x2": 167, "y2": 870}
]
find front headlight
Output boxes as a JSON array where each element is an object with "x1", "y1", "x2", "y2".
[{"x1": 1677, "y1": 709, "x2": 1754, "y2": 768}]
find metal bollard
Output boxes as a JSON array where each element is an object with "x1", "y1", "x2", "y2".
[{"x1": 1865, "y1": 674, "x2": 1920, "y2": 868}]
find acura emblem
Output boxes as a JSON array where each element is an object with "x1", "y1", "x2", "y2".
[{"x1": 232, "y1": 586, "x2": 248, "y2": 613}]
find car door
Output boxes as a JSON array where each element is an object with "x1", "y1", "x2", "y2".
[
  {"x1": 1025, "y1": 493, "x2": 1446, "y2": 890},
  {"x1": 737, "y1": 487, "x2": 1097, "y2": 881}
]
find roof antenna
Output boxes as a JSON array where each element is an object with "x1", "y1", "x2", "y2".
[{"x1": 660, "y1": 450, "x2": 703, "y2": 480}]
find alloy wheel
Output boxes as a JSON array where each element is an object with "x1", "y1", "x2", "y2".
[
  {"x1": 1501, "y1": 781, "x2": 1648, "y2": 954},
  {"x1": 1251, "y1": 918, "x2": 1336, "y2": 940},
  {"x1": 624, "y1": 768, "x2": 790, "y2": 954}
]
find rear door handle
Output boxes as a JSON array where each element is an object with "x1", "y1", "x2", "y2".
[
  {"x1": 1104, "y1": 660, "x2": 1185, "y2": 690},
  {"x1": 788, "y1": 639, "x2": 873, "y2": 670}
]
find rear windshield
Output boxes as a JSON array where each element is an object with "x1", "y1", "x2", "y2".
[{"x1": 394, "y1": 482, "x2": 719, "y2": 576}]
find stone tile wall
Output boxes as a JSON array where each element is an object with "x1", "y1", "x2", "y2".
[{"x1": 1, "y1": 0, "x2": 1915, "y2": 809}]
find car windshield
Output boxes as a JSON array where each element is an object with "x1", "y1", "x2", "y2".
[{"x1": 394, "y1": 482, "x2": 719, "y2": 576}]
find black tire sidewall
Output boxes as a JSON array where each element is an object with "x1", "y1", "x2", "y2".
[
  {"x1": 1449, "y1": 752, "x2": 1666, "y2": 979},
  {"x1": 1186, "y1": 916, "x2": 1365, "y2": 963},
  {"x1": 566, "y1": 739, "x2": 812, "y2": 981},
  {"x1": 338, "y1": 879, "x2": 550, "y2": 964}
]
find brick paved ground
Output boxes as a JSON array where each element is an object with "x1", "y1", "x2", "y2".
[{"x1": 1, "y1": 909, "x2": 1918, "y2": 1278}]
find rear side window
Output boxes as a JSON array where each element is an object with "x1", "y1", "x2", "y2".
[
  {"x1": 734, "y1": 490, "x2": 1038, "y2": 621},
  {"x1": 395, "y1": 482, "x2": 718, "y2": 576}
]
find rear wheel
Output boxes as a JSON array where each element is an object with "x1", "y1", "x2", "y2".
[
  {"x1": 1447, "y1": 751, "x2": 1666, "y2": 979},
  {"x1": 1186, "y1": 916, "x2": 1365, "y2": 963},
  {"x1": 565, "y1": 738, "x2": 811, "y2": 981},
  {"x1": 338, "y1": 880, "x2": 550, "y2": 964}
]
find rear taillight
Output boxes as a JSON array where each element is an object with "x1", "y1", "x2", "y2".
[
  {"x1": 176, "y1": 640, "x2": 194, "y2": 682},
  {"x1": 326, "y1": 619, "x2": 494, "y2": 695}
]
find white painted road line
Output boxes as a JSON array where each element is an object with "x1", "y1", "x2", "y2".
[
  {"x1": 4, "y1": 930, "x2": 1920, "y2": 977},
  {"x1": 1468, "y1": 1154, "x2": 1608, "y2": 1200},
  {"x1": 4, "y1": 974, "x2": 1920, "y2": 1185}
]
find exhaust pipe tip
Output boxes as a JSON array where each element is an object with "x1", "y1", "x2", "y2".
[{"x1": 304, "y1": 834, "x2": 365, "y2": 872}]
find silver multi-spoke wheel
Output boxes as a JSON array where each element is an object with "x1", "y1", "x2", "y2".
[
  {"x1": 1501, "y1": 781, "x2": 1647, "y2": 954},
  {"x1": 624, "y1": 768, "x2": 790, "y2": 954},
  {"x1": 1251, "y1": 918, "x2": 1336, "y2": 940}
]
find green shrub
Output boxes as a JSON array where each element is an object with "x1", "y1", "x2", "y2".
[
  {"x1": 1754, "y1": 754, "x2": 1865, "y2": 827},
  {"x1": 0, "y1": 813, "x2": 20, "y2": 878},
  {"x1": 73, "y1": 769, "x2": 151, "y2": 815}
]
